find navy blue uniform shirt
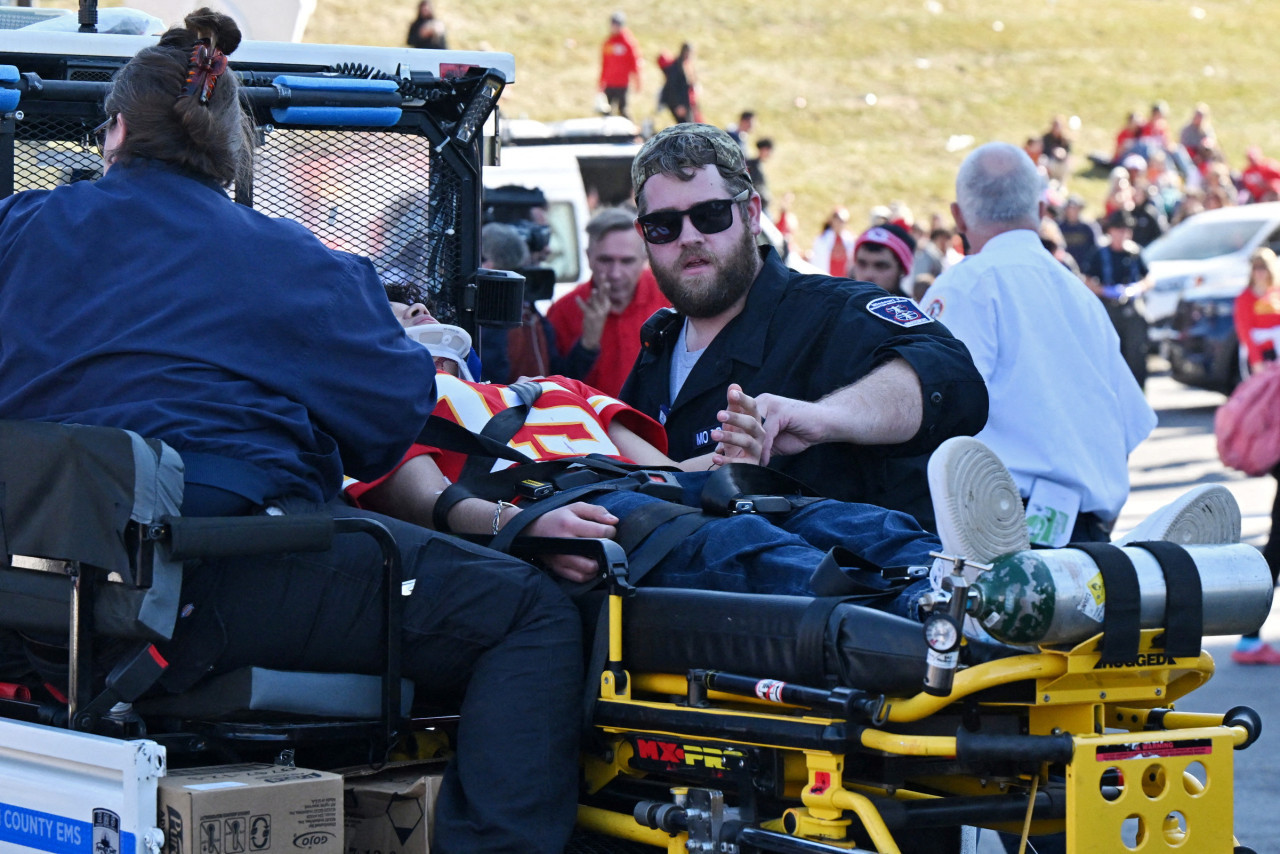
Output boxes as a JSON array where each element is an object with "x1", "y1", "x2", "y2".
[
  {"x1": 0, "y1": 159, "x2": 436, "y2": 506},
  {"x1": 621, "y1": 248, "x2": 988, "y2": 528}
]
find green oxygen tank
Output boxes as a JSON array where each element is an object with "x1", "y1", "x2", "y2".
[{"x1": 967, "y1": 543, "x2": 1273, "y2": 646}]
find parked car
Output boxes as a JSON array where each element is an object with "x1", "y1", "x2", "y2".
[
  {"x1": 1139, "y1": 202, "x2": 1280, "y2": 345},
  {"x1": 1166, "y1": 285, "x2": 1245, "y2": 393}
]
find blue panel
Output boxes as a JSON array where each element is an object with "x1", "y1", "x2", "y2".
[
  {"x1": 0, "y1": 802, "x2": 136, "y2": 854},
  {"x1": 269, "y1": 106, "x2": 402, "y2": 127},
  {"x1": 272, "y1": 75, "x2": 399, "y2": 94}
]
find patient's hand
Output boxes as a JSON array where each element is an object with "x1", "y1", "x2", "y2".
[
  {"x1": 711, "y1": 383, "x2": 764, "y2": 466},
  {"x1": 525, "y1": 502, "x2": 618, "y2": 583}
]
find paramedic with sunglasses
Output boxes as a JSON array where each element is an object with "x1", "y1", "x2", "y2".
[{"x1": 622, "y1": 124, "x2": 988, "y2": 530}]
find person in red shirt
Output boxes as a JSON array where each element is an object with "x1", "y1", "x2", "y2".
[
  {"x1": 1113, "y1": 110, "x2": 1142, "y2": 164},
  {"x1": 1235, "y1": 247, "x2": 1280, "y2": 371},
  {"x1": 1241, "y1": 147, "x2": 1280, "y2": 203},
  {"x1": 598, "y1": 11, "x2": 641, "y2": 119},
  {"x1": 547, "y1": 206, "x2": 670, "y2": 397},
  {"x1": 1231, "y1": 246, "x2": 1280, "y2": 664},
  {"x1": 1139, "y1": 100, "x2": 1171, "y2": 150}
]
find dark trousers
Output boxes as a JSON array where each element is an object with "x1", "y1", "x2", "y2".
[
  {"x1": 1104, "y1": 300, "x2": 1149, "y2": 390},
  {"x1": 1069, "y1": 512, "x2": 1112, "y2": 544},
  {"x1": 160, "y1": 503, "x2": 583, "y2": 854},
  {"x1": 1243, "y1": 467, "x2": 1280, "y2": 642},
  {"x1": 603, "y1": 85, "x2": 629, "y2": 117},
  {"x1": 1265, "y1": 468, "x2": 1280, "y2": 586}
]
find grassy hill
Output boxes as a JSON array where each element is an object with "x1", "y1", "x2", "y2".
[{"x1": 56, "y1": 0, "x2": 1280, "y2": 248}]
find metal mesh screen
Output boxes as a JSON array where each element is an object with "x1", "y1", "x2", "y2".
[
  {"x1": 14, "y1": 115, "x2": 103, "y2": 188},
  {"x1": 251, "y1": 126, "x2": 461, "y2": 324},
  {"x1": 9, "y1": 113, "x2": 466, "y2": 325},
  {"x1": 0, "y1": 9, "x2": 70, "y2": 30}
]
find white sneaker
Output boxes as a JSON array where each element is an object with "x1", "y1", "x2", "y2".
[
  {"x1": 928, "y1": 437, "x2": 1030, "y2": 564},
  {"x1": 1113, "y1": 484, "x2": 1241, "y2": 546}
]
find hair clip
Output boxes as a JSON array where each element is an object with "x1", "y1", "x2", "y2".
[{"x1": 181, "y1": 39, "x2": 228, "y2": 105}]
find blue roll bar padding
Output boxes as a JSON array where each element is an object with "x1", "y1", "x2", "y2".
[
  {"x1": 269, "y1": 106, "x2": 403, "y2": 127},
  {"x1": 272, "y1": 75, "x2": 400, "y2": 94}
]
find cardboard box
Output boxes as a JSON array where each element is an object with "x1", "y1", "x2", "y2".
[
  {"x1": 343, "y1": 761, "x2": 447, "y2": 854},
  {"x1": 158, "y1": 763, "x2": 343, "y2": 854}
]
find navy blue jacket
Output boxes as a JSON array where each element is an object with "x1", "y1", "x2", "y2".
[
  {"x1": 0, "y1": 159, "x2": 436, "y2": 506},
  {"x1": 622, "y1": 248, "x2": 988, "y2": 528}
]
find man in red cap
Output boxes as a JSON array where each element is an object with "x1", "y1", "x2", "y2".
[{"x1": 851, "y1": 223, "x2": 916, "y2": 296}]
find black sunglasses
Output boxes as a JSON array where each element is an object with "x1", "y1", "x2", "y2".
[
  {"x1": 90, "y1": 115, "x2": 115, "y2": 155},
  {"x1": 637, "y1": 188, "x2": 750, "y2": 245}
]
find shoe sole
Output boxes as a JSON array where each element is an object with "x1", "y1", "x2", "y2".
[
  {"x1": 928, "y1": 437, "x2": 1029, "y2": 564},
  {"x1": 1115, "y1": 484, "x2": 1241, "y2": 546}
]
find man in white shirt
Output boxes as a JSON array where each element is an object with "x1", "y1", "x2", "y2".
[{"x1": 921, "y1": 141, "x2": 1157, "y2": 545}]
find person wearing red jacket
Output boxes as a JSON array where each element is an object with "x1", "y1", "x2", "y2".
[
  {"x1": 1235, "y1": 248, "x2": 1280, "y2": 371},
  {"x1": 1241, "y1": 146, "x2": 1280, "y2": 202},
  {"x1": 1232, "y1": 246, "x2": 1280, "y2": 664},
  {"x1": 598, "y1": 11, "x2": 641, "y2": 119},
  {"x1": 547, "y1": 206, "x2": 669, "y2": 396}
]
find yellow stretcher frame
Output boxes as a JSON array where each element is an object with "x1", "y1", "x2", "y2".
[{"x1": 576, "y1": 592, "x2": 1255, "y2": 853}]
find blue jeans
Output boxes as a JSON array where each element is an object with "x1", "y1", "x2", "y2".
[{"x1": 592, "y1": 471, "x2": 939, "y2": 618}]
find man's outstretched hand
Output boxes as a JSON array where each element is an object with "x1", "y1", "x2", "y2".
[{"x1": 756, "y1": 394, "x2": 829, "y2": 464}]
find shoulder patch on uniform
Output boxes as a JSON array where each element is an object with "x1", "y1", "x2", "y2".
[
  {"x1": 924, "y1": 297, "x2": 944, "y2": 319},
  {"x1": 866, "y1": 295, "x2": 933, "y2": 327}
]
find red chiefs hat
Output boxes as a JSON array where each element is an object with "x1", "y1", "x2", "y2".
[{"x1": 854, "y1": 223, "x2": 916, "y2": 274}]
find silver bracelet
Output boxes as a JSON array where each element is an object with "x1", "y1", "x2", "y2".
[{"x1": 492, "y1": 500, "x2": 517, "y2": 535}]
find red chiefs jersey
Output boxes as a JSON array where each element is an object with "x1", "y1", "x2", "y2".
[
  {"x1": 1236, "y1": 287, "x2": 1280, "y2": 370},
  {"x1": 346, "y1": 374, "x2": 667, "y2": 502}
]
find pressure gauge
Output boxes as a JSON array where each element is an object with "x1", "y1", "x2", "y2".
[
  {"x1": 922, "y1": 613, "x2": 962, "y2": 696},
  {"x1": 924, "y1": 613, "x2": 960, "y2": 653}
]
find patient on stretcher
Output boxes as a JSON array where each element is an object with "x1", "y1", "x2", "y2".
[
  {"x1": 349, "y1": 293, "x2": 1251, "y2": 639},
  {"x1": 346, "y1": 296, "x2": 948, "y2": 616}
]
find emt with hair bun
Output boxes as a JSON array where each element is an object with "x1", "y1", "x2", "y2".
[{"x1": 0, "y1": 9, "x2": 582, "y2": 852}]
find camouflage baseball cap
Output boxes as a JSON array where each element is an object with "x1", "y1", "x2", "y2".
[{"x1": 631, "y1": 123, "x2": 751, "y2": 199}]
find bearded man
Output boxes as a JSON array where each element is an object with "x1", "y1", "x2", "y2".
[{"x1": 620, "y1": 124, "x2": 987, "y2": 529}]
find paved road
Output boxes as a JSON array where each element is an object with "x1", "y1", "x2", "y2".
[{"x1": 977, "y1": 361, "x2": 1278, "y2": 853}]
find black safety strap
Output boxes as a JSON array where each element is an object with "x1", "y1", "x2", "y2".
[
  {"x1": 699, "y1": 462, "x2": 822, "y2": 517},
  {"x1": 1127, "y1": 541, "x2": 1203, "y2": 659},
  {"x1": 488, "y1": 479, "x2": 637, "y2": 553},
  {"x1": 614, "y1": 507, "x2": 716, "y2": 588},
  {"x1": 1072, "y1": 542, "x2": 1142, "y2": 665},
  {"x1": 615, "y1": 501, "x2": 701, "y2": 553},
  {"x1": 808, "y1": 546, "x2": 913, "y2": 604},
  {"x1": 416, "y1": 381, "x2": 545, "y2": 479},
  {"x1": 795, "y1": 597, "x2": 848, "y2": 687},
  {"x1": 420, "y1": 416, "x2": 532, "y2": 469},
  {"x1": 581, "y1": 594, "x2": 614, "y2": 740},
  {"x1": 460, "y1": 381, "x2": 542, "y2": 481}
]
